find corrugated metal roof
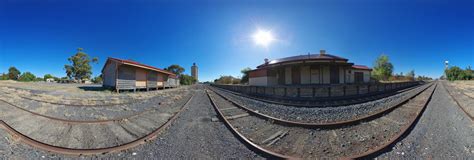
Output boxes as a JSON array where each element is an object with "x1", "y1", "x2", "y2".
[
  {"x1": 104, "y1": 57, "x2": 176, "y2": 76},
  {"x1": 352, "y1": 65, "x2": 372, "y2": 70},
  {"x1": 257, "y1": 53, "x2": 349, "y2": 68}
]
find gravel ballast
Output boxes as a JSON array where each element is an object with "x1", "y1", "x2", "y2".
[
  {"x1": 376, "y1": 81, "x2": 474, "y2": 159},
  {"x1": 210, "y1": 83, "x2": 431, "y2": 123},
  {"x1": 0, "y1": 85, "x2": 262, "y2": 159}
]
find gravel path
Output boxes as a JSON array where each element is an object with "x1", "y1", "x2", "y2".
[
  {"x1": 376, "y1": 81, "x2": 474, "y2": 159},
  {"x1": 0, "y1": 85, "x2": 262, "y2": 159}
]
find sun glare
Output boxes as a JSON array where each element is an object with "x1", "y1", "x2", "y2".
[{"x1": 252, "y1": 29, "x2": 274, "y2": 47}]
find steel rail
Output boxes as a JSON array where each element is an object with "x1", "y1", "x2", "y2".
[
  {"x1": 0, "y1": 85, "x2": 187, "y2": 103},
  {"x1": 208, "y1": 83, "x2": 436, "y2": 159},
  {"x1": 445, "y1": 84, "x2": 474, "y2": 99},
  {"x1": 345, "y1": 82, "x2": 437, "y2": 159},
  {"x1": 0, "y1": 94, "x2": 194, "y2": 156},
  {"x1": 206, "y1": 89, "x2": 297, "y2": 160},
  {"x1": 442, "y1": 82, "x2": 474, "y2": 121},
  {"x1": 212, "y1": 83, "x2": 422, "y2": 108},
  {"x1": 0, "y1": 93, "x2": 191, "y2": 124},
  {"x1": 0, "y1": 90, "x2": 140, "y2": 107},
  {"x1": 207, "y1": 82, "x2": 433, "y2": 127}
]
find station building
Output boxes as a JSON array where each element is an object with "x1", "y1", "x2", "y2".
[
  {"x1": 101, "y1": 57, "x2": 180, "y2": 92},
  {"x1": 248, "y1": 50, "x2": 372, "y2": 86}
]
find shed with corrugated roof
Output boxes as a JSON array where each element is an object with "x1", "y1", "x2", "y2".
[{"x1": 101, "y1": 57, "x2": 179, "y2": 92}]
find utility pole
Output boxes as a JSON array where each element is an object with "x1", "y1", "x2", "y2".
[{"x1": 444, "y1": 60, "x2": 449, "y2": 79}]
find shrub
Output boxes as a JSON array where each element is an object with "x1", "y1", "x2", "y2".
[{"x1": 18, "y1": 72, "x2": 36, "y2": 82}]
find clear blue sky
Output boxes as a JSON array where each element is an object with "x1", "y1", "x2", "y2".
[{"x1": 1, "y1": 0, "x2": 473, "y2": 81}]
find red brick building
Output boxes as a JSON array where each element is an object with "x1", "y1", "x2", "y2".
[{"x1": 248, "y1": 50, "x2": 372, "y2": 86}]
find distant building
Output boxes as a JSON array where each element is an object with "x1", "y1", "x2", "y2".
[
  {"x1": 101, "y1": 57, "x2": 179, "y2": 92},
  {"x1": 191, "y1": 63, "x2": 198, "y2": 83},
  {"x1": 46, "y1": 78, "x2": 55, "y2": 83},
  {"x1": 248, "y1": 50, "x2": 372, "y2": 86}
]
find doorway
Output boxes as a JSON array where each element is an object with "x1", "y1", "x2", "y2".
[
  {"x1": 330, "y1": 66, "x2": 339, "y2": 84},
  {"x1": 354, "y1": 72, "x2": 364, "y2": 83}
]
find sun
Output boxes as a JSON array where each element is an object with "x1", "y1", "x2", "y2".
[{"x1": 252, "y1": 29, "x2": 274, "y2": 47}]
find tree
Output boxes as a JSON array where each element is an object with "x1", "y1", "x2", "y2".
[
  {"x1": 43, "y1": 74, "x2": 54, "y2": 80},
  {"x1": 214, "y1": 75, "x2": 241, "y2": 84},
  {"x1": 91, "y1": 74, "x2": 103, "y2": 84},
  {"x1": 164, "y1": 64, "x2": 185, "y2": 76},
  {"x1": 8, "y1": 67, "x2": 21, "y2": 80},
  {"x1": 460, "y1": 66, "x2": 473, "y2": 80},
  {"x1": 240, "y1": 67, "x2": 252, "y2": 84},
  {"x1": 64, "y1": 48, "x2": 98, "y2": 81},
  {"x1": 180, "y1": 74, "x2": 196, "y2": 85},
  {"x1": 417, "y1": 75, "x2": 432, "y2": 81},
  {"x1": 0, "y1": 73, "x2": 9, "y2": 80},
  {"x1": 371, "y1": 54, "x2": 393, "y2": 81},
  {"x1": 18, "y1": 72, "x2": 36, "y2": 82},
  {"x1": 35, "y1": 77, "x2": 44, "y2": 81},
  {"x1": 445, "y1": 66, "x2": 463, "y2": 81},
  {"x1": 406, "y1": 70, "x2": 415, "y2": 81}
]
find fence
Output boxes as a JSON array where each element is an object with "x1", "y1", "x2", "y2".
[{"x1": 211, "y1": 81, "x2": 421, "y2": 101}]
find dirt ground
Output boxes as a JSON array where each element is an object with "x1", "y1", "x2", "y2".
[
  {"x1": 450, "y1": 80, "x2": 474, "y2": 98},
  {"x1": 0, "y1": 80, "x2": 188, "y2": 105}
]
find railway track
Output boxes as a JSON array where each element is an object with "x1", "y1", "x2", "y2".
[
  {"x1": 208, "y1": 82, "x2": 433, "y2": 125},
  {"x1": 212, "y1": 83, "x2": 422, "y2": 107},
  {"x1": 0, "y1": 89, "x2": 192, "y2": 121},
  {"x1": 0, "y1": 89, "x2": 157, "y2": 107},
  {"x1": 442, "y1": 82, "x2": 474, "y2": 121},
  {"x1": 206, "y1": 82, "x2": 436, "y2": 159},
  {"x1": 0, "y1": 94, "x2": 194, "y2": 155}
]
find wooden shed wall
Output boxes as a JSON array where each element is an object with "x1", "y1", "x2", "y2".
[
  {"x1": 112, "y1": 62, "x2": 176, "y2": 91},
  {"x1": 157, "y1": 73, "x2": 165, "y2": 87},
  {"x1": 117, "y1": 65, "x2": 136, "y2": 90},
  {"x1": 102, "y1": 61, "x2": 117, "y2": 87},
  {"x1": 135, "y1": 68, "x2": 147, "y2": 88},
  {"x1": 147, "y1": 71, "x2": 158, "y2": 88},
  {"x1": 166, "y1": 78, "x2": 180, "y2": 87}
]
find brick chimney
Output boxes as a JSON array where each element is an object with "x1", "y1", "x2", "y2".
[{"x1": 320, "y1": 50, "x2": 326, "y2": 55}]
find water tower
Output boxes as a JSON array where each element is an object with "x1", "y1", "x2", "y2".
[{"x1": 191, "y1": 63, "x2": 198, "y2": 83}]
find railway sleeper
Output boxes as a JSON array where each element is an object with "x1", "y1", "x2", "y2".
[{"x1": 207, "y1": 84, "x2": 436, "y2": 159}]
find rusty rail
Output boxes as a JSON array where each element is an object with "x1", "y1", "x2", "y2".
[
  {"x1": 206, "y1": 89, "x2": 296, "y2": 159},
  {"x1": 207, "y1": 82, "x2": 436, "y2": 159},
  {"x1": 0, "y1": 93, "x2": 193, "y2": 124},
  {"x1": 0, "y1": 94, "x2": 194, "y2": 155},
  {"x1": 211, "y1": 83, "x2": 422, "y2": 107},
  {"x1": 345, "y1": 82, "x2": 437, "y2": 159},
  {"x1": 208, "y1": 82, "x2": 432, "y2": 127},
  {"x1": 212, "y1": 81, "x2": 420, "y2": 103},
  {"x1": 442, "y1": 82, "x2": 474, "y2": 121},
  {"x1": 0, "y1": 90, "x2": 136, "y2": 107}
]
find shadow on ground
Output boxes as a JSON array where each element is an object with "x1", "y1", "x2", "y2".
[{"x1": 78, "y1": 86, "x2": 110, "y2": 92}]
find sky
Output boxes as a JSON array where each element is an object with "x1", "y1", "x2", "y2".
[{"x1": 1, "y1": 0, "x2": 473, "y2": 81}]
